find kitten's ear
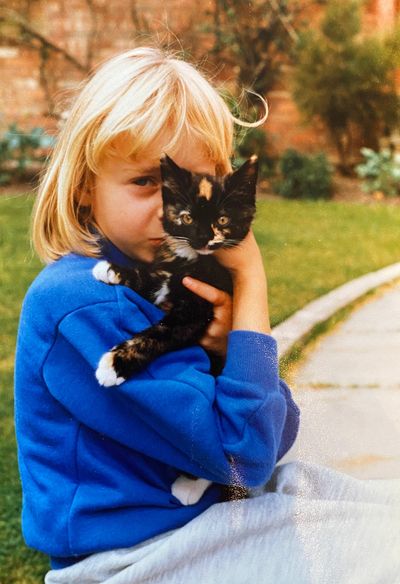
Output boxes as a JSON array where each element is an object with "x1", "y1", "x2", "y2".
[
  {"x1": 224, "y1": 155, "x2": 258, "y2": 201},
  {"x1": 160, "y1": 154, "x2": 191, "y2": 194}
]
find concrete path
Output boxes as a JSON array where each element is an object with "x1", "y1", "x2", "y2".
[{"x1": 280, "y1": 281, "x2": 400, "y2": 479}]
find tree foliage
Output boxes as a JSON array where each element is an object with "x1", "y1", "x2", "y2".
[
  {"x1": 204, "y1": 0, "x2": 298, "y2": 105},
  {"x1": 292, "y1": 0, "x2": 400, "y2": 173}
]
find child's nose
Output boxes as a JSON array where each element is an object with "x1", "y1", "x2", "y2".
[{"x1": 157, "y1": 207, "x2": 163, "y2": 220}]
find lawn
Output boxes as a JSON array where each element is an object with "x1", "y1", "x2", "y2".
[{"x1": 1, "y1": 192, "x2": 400, "y2": 582}]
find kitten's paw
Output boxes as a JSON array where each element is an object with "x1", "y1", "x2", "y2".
[
  {"x1": 171, "y1": 476, "x2": 212, "y2": 506},
  {"x1": 92, "y1": 261, "x2": 121, "y2": 285},
  {"x1": 95, "y1": 351, "x2": 125, "y2": 387}
]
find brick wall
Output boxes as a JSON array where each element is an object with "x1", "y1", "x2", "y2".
[{"x1": 0, "y1": 0, "x2": 398, "y2": 159}]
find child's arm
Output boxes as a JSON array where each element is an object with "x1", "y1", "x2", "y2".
[
  {"x1": 276, "y1": 378, "x2": 300, "y2": 460},
  {"x1": 214, "y1": 230, "x2": 271, "y2": 332},
  {"x1": 42, "y1": 291, "x2": 297, "y2": 489},
  {"x1": 184, "y1": 229, "x2": 300, "y2": 462}
]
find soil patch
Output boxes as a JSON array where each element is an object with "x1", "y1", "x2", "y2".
[{"x1": 0, "y1": 183, "x2": 35, "y2": 197}]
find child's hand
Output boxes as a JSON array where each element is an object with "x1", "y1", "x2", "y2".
[
  {"x1": 215, "y1": 230, "x2": 272, "y2": 334},
  {"x1": 213, "y1": 230, "x2": 264, "y2": 279},
  {"x1": 182, "y1": 277, "x2": 232, "y2": 356}
]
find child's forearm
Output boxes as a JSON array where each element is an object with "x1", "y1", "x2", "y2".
[
  {"x1": 231, "y1": 269, "x2": 272, "y2": 334},
  {"x1": 214, "y1": 231, "x2": 273, "y2": 335}
]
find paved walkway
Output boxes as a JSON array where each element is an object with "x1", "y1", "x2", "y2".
[{"x1": 280, "y1": 281, "x2": 400, "y2": 479}]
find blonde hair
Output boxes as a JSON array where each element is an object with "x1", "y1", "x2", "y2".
[{"x1": 32, "y1": 46, "x2": 268, "y2": 263}]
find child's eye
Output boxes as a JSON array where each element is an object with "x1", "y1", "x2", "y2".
[{"x1": 131, "y1": 176, "x2": 158, "y2": 187}]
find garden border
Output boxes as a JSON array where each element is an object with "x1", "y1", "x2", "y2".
[{"x1": 272, "y1": 262, "x2": 400, "y2": 359}]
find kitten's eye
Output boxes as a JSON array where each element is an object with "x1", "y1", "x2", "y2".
[
  {"x1": 181, "y1": 214, "x2": 193, "y2": 225},
  {"x1": 217, "y1": 216, "x2": 230, "y2": 226}
]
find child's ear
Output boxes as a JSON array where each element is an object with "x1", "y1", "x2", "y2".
[
  {"x1": 160, "y1": 154, "x2": 192, "y2": 195},
  {"x1": 78, "y1": 174, "x2": 95, "y2": 206},
  {"x1": 224, "y1": 155, "x2": 258, "y2": 200},
  {"x1": 79, "y1": 190, "x2": 91, "y2": 206}
]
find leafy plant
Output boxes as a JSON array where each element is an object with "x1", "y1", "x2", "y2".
[
  {"x1": 0, "y1": 140, "x2": 11, "y2": 185},
  {"x1": 0, "y1": 123, "x2": 54, "y2": 185},
  {"x1": 292, "y1": 0, "x2": 400, "y2": 174},
  {"x1": 204, "y1": 0, "x2": 295, "y2": 106},
  {"x1": 355, "y1": 148, "x2": 400, "y2": 197},
  {"x1": 233, "y1": 127, "x2": 276, "y2": 179},
  {"x1": 274, "y1": 149, "x2": 333, "y2": 200}
]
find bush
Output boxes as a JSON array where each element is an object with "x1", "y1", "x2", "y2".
[
  {"x1": 274, "y1": 149, "x2": 334, "y2": 200},
  {"x1": 355, "y1": 147, "x2": 400, "y2": 197},
  {"x1": 0, "y1": 123, "x2": 54, "y2": 185},
  {"x1": 292, "y1": 0, "x2": 400, "y2": 174},
  {"x1": 233, "y1": 127, "x2": 276, "y2": 179}
]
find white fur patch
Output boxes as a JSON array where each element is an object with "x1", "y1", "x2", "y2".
[
  {"x1": 95, "y1": 351, "x2": 125, "y2": 387},
  {"x1": 174, "y1": 244, "x2": 199, "y2": 261},
  {"x1": 171, "y1": 476, "x2": 212, "y2": 505},
  {"x1": 153, "y1": 281, "x2": 170, "y2": 306},
  {"x1": 92, "y1": 261, "x2": 120, "y2": 284},
  {"x1": 210, "y1": 228, "x2": 225, "y2": 243}
]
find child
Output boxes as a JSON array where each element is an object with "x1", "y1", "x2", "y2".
[
  {"x1": 14, "y1": 46, "x2": 300, "y2": 580},
  {"x1": 15, "y1": 46, "x2": 400, "y2": 584}
]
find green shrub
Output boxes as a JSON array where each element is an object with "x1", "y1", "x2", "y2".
[
  {"x1": 274, "y1": 149, "x2": 334, "y2": 200},
  {"x1": 0, "y1": 140, "x2": 11, "y2": 185},
  {"x1": 221, "y1": 89, "x2": 276, "y2": 179},
  {"x1": 355, "y1": 147, "x2": 400, "y2": 197},
  {"x1": 233, "y1": 127, "x2": 276, "y2": 179},
  {"x1": 292, "y1": 0, "x2": 400, "y2": 174},
  {"x1": 0, "y1": 123, "x2": 54, "y2": 185}
]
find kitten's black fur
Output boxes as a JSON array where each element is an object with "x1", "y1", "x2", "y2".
[{"x1": 93, "y1": 154, "x2": 258, "y2": 387}]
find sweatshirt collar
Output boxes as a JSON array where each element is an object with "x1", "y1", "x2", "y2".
[
  {"x1": 89, "y1": 225, "x2": 139, "y2": 269},
  {"x1": 99, "y1": 237, "x2": 139, "y2": 269}
]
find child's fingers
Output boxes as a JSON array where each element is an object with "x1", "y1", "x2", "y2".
[
  {"x1": 182, "y1": 276, "x2": 232, "y2": 357},
  {"x1": 182, "y1": 277, "x2": 229, "y2": 307}
]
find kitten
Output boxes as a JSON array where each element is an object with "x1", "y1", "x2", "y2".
[
  {"x1": 92, "y1": 153, "x2": 258, "y2": 505},
  {"x1": 93, "y1": 153, "x2": 258, "y2": 385}
]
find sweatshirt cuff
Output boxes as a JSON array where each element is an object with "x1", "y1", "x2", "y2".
[{"x1": 222, "y1": 330, "x2": 279, "y2": 385}]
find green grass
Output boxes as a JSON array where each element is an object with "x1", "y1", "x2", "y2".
[
  {"x1": 1, "y1": 192, "x2": 400, "y2": 582},
  {"x1": 0, "y1": 194, "x2": 47, "y2": 581},
  {"x1": 253, "y1": 198, "x2": 400, "y2": 325}
]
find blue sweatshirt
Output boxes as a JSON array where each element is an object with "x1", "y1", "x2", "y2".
[{"x1": 14, "y1": 239, "x2": 300, "y2": 569}]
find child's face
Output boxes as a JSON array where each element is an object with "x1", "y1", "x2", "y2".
[{"x1": 91, "y1": 134, "x2": 216, "y2": 262}]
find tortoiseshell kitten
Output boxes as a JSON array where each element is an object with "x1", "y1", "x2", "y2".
[
  {"x1": 93, "y1": 153, "x2": 258, "y2": 386},
  {"x1": 92, "y1": 153, "x2": 258, "y2": 505}
]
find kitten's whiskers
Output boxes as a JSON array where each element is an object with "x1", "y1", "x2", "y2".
[
  {"x1": 164, "y1": 235, "x2": 198, "y2": 261},
  {"x1": 222, "y1": 239, "x2": 240, "y2": 249}
]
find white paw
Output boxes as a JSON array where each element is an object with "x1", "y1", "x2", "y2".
[
  {"x1": 92, "y1": 261, "x2": 120, "y2": 284},
  {"x1": 171, "y1": 476, "x2": 212, "y2": 506},
  {"x1": 95, "y1": 351, "x2": 125, "y2": 387}
]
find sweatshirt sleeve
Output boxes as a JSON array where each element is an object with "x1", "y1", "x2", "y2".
[
  {"x1": 276, "y1": 378, "x2": 300, "y2": 460},
  {"x1": 42, "y1": 295, "x2": 299, "y2": 488}
]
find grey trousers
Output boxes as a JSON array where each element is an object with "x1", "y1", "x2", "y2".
[{"x1": 45, "y1": 461, "x2": 400, "y2": 584}]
